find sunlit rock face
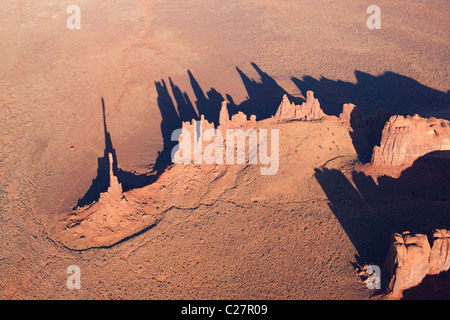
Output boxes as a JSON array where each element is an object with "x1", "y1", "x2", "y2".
[
  {"x1": 371, "y1": 115, "x2": 450, "y2": 167},
  {"x1": 275, "y1": 91, "x2": 326, "y2": 121},
  {"x1": 384, "y1": 229, "x2": 450, "y2": 296}
]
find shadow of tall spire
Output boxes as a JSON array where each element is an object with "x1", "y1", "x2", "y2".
[
  {"x1": 102, "y1": 97, "x2": 114, "y2": 154},
  {"x1": 153, "y1": 80, "x2": 183, "y2": 172},
  {"x1": 235, "y1": 63, "x2": 304, "y2": 120},
  {"x1": 187, "y1": 70, "x2": 223, "y2": 126},
  {"x1": 169, "y1": 77, "x2": 198, "y2": 122},
  {"x1": 155, "y1": 64, "x2": 450, "y2": 171},
  {"x1": 75, "y1": 98, "x2": 156, "y2": 209},
  {"x1": 291, "y1": 71, "x2": 450, "y2": 119}
]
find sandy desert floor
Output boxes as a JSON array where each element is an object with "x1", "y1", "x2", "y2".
[{"x1": 0, "y1": 0, "x2": 449, "y2": 299}]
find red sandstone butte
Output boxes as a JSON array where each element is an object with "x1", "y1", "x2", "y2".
[
  {"x1": 384, "y1": 229, "x2": 450, "y2": 297},
  {"x1": 371, "y1": 115, "x2": 450, "y2": 167}
]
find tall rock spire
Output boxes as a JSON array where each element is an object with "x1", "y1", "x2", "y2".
[{"x1": 219, "y1": 100, "x2": 230, "y2": 127}]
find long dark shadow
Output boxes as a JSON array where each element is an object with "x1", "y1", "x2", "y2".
[
  {"x1": 169, "y1": 77, "x2": 198, "y2": 122},
  {"x1": 314, "y1": 151, "x2": 450, "y2": 263},
  {"x1": 235, "y1": 62, "x2": 304, "y2": 120},
  {"x1": 75, "y1": 98, "x2": 156, "y2": 208},
  {"x1": 158, "y1": 66, "x2": 450, "y2": 166},
  {"x1": 291, "y1": 71, "x2": 450, "y2": 119},
  {"x1": 187, "y1": 69, "x2": 224, "y2": 126},
  {"x1": 153, "y1": 80, "x2": 183, "y2": 172},
  {"x1": 401, "y1": 270, "x2": 450, "y2": 300},
  {"x1": 292, "y1": 71, "x2": 450, "y2": 163}
]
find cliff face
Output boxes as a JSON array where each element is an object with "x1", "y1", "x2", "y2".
[
  {"x1": 371, "y1": 115, "x2": 450, "y2": 167},
  {"x1": 429, "y1": 229, "x2": 450, "y2": 275},
  {"x1": 177, "y1": 92, "x2": 450, "y2": 172},
  {"x1": 384, "y1": 229, "x2": 450, "y2": 296}
]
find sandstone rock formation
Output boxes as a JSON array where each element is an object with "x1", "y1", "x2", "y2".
[
  {"x1": 339, "y1": 104, "x2": 389, "y2": 128},
  {"x1": 100, "y1": 153, "x2": 123, "y2": 199},
  {"x1": 175, "y1": 102, "x2": 258, "y2": 165},
  {"x1": 384, "y1": 231, "x2": 431, "y2": 295},
  {"x1": 54, "y1": 95, "x2": 449, "y2": 256},
  {"x1": 218, "y1": 101, "x2": 257, "y2": 130},
  {"x1": 371, "y1": 115, "x2": 450, "y2": 167},
  {"x1": 219, "y1": 100, "x2": 230, "y2": 128},
  {"x1": 54, "y1": 153, "x2": 159, "y2": 250},
  {"x1": 429, "y1": 229, "x2": 450, "y2": 275},
  {"x1": 339, "y1": 103, "x2": 360, "y2": 125},
  {"x1": 181, "y1": 102, "x2": 257, "y2": 136},
  {"x1": 275, "y1": 94, "x2": 297, "y2": 119},
  {"x1": 275, "y1": 91, "x2": 326, "y2": 121},
  {"x1": 384, "y1": 229, "x2": 450, "y2": 296}
]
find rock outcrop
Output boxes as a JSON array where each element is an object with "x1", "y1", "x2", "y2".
[
  {"x1": 371, "y1": 115, "x2": 450, "y2": 167},
  {"x1": 384, "y1": 229, "x2": 450, "y2": 296},
  {"x1": 219, "y1": 100, "x2": 230, "y2": 128},
  {"x1": 339, "y1": 103, "x2": 360, "y2": 125},
  {"x1": 218, "y1": 101, "x2": 257, "y2": 130},
  {"x1": 429, "y1": 229, "x2": 450, "y2": 275},
  {"x1": 55, "y1": 153, "x2": 159, "y2": 250},
  {"x1": 175, "y1": 102, "x2": 258, "y2": 165},
  {"x1": 384, "y1": 232, "x2": 432, "y2": 295},
  {"x1": 181, "y1": 102, "x2": 257, "y2": 135},
  {"x1": 275, "y1": 91, "x2": 326, "y2": 121},
  {"x1": 339, "y1": 104, "x2": 389, "y2": 128},
  {"x1": 100, "y1": 153, "x2": 123, "y2": 199}
]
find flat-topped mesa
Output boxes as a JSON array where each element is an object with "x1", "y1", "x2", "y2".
[
  {"x1": 371, "y1": 114, "x2": 450, "y2": 167},
  {"x1": 275, "y1": 91, "x2": 326, "y2": 121},
  {"x1": 384, "y1": 229, "x2": 450, "y2": 296}
]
